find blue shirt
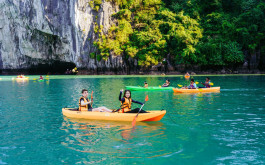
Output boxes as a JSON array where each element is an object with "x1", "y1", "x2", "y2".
[{"x1": 188, "y1": 83, "x2": 197, "y2": 89}]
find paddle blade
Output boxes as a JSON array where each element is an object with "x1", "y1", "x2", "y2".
[
  {"x1": 159, "y1": 85, "x2": 161, "y2": 88},
  {"x1": 132, "y1": 116, "x2": 137, "y2": 127},
  {"x1": 91, "y1": 91, "x2": 94, "y2": 99},
  {"x1": 195, "y1": 81, "x2": 199, "y2": 84},
  {"x1": 145, "y1": 95, "x2": 149, "y2": 102},
  {"x1": 178, "y1": 84, "x2": 183, "y2": 87},
  {"x1": 210, "y1": 83, "x2": 214, "y2": 86}
]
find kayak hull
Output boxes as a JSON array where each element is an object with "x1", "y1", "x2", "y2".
[
  {"x1": 62, "y1": 108, "x2": 166, "y2": 122},
  {"x1": 173, "y1": 87, "x2": 220, "y2": 93},
  {"x1": 125, "y1": 86, "x2": 174, "y2": 91}
]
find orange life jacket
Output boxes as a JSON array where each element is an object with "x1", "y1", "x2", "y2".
[
  {"x1": 79, "y1": 97, "x2": 90, "y2": 111},
  {"x1": 120, "y1": 97, "x2": 132, "y2": 113}
]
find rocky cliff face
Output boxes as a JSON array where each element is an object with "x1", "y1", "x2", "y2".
[{"x1": 0, "y1": 0, "x2": 124, "y2": 72}]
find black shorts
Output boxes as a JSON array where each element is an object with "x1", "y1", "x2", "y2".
[{"x1": 125, "y1": 108, "x2": 148, "y2": 113}]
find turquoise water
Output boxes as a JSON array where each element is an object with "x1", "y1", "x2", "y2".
[{"x1": 0, "y1": 75, "x2": 265, "y2": 164}]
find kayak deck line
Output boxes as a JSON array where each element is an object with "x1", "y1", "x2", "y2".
[{"x1": 62, "y1": 108, "x2": 166, "y2": 122}]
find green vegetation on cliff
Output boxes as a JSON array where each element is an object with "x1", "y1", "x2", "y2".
[{"x1": 93, "y1": 0, "x2": 265, "y2": 70}]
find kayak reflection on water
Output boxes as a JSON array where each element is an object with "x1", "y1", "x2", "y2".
[{"x1": 61, "y1": 117, "x2": 164, "y2": 149}]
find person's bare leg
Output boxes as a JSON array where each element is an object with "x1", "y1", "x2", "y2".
[
  {"x1": 98, "y1": 106, "x2": 112, "y2": 112},
  {"x1": 92, "y1": 107, "x2": 112, "y2": 112}
]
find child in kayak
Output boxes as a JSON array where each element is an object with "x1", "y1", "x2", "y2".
[
  {"x1": 200, "y1": 77, "x2": 211, "y2": 88},
  {"x1": 144, "y1": 81, "x2": 148, "y2": 88},
  {"x1": 119, "y1": 89, "x2": 147, "y2": 113},
  {"x1": 79, "y1": 89, "x2": 112, "y2": 112},
  {"x1": 181, "y1": 79, "x2": 197, "y2": 89},
  {"x1": 188, "y1": 79, "x2": 197, "y2": 89},
  {"x1": 162, "y1": 79, "x2": 170, "y2": 87},
  {"x1": 39, "y1": 75, "x2": 43, "y2": 80}
]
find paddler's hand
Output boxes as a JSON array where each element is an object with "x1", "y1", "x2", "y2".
[{"x1": 120, "y1": 89, "x2": 124, "y2": 93}]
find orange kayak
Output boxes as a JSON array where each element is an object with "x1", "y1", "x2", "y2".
[
  {"x1": 173, "y1": 87, "x2": 220, "y2": 93},
  {"x1": 184, "y1": 75, "x2": 190, "y2": 79},
  {"x1": 62, "y1": 108, "x2": 166, "y2": 122}
]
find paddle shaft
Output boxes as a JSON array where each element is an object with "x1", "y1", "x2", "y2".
[
  {"x1": 135, "y1": 101, "x2": 146, "y2": 118},
  {"x1": 91, "y1": 91, "x2": 94, "y2": 107}
]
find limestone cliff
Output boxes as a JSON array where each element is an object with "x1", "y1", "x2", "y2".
[{"x1": 0, "y1": 0, "x2": 124, "y2": 72}]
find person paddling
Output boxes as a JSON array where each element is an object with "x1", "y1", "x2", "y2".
[
  {"x1": 144, "y1": 81, "x2": 148, "y2": 88},
  {"x1": 162, "y1": 79, "x2": 170, "y2": 87},
  {"x1": 182, "y1": 79, "x2": 197, "y2": 89},
  {"x1": 200, "y1": 77, "x2": 211, "y2": 88},
  {"x1": 79, "y1": 89, "x2": 112, "y2": 112},
  {"x1": 119, "y1": 89, "x2": 147, "y2": 113},
  {"x1": 185, "y1": 72, "x2": 190, "y2": 77},
  {"x1": 188, "y1": 79, "x2": 197, "y2": 89},
  {"x1": 39, "y1": 75, "x2": 43, "y2": 80}
]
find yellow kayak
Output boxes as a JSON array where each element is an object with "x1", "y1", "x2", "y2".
[
  {"x1": 16, "y1": 77, "x2": 29, "y2": 81},
  {"x1": 62, "y1": 108, "x2": 166, "y2": 122},
  {"x1": 173, "y1": 87, "x2": 220, "y2": 93}
]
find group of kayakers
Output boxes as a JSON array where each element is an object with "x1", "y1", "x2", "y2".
[
  {"x1": 79, "y1": 88, "x2": 146, "y2": 113},
  {"x1": 77, "y1": 76, "x2": 212, "y2": 113},
  {"x1": 144, "y1": 79, "x2": 171, "y2": 88},
  {"x1": 143, "y1": 77, "x2": 211, "y2": 89},
  {"x1": 16, "y1": 75, "x2": 44, "y2": 80},
  {"x1": 17, "y1": 75, "x2": 26, "y2": 78},
  {"x1": 181, "y1": 77, "x2": 211, "y2": 89}
]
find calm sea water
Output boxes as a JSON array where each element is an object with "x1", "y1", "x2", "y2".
[{"x1": 0, "y1": 75, "x2": 264, "y2": 164}]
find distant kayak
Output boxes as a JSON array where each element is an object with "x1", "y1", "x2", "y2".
[
  {"x1": 173, "y1": 87, "x2": 220, "y2": 93},
  {"x1": 125, "y1": 86, "x2": 174, "y2": 91},
  {"x1": 184, "y1": 75, "x2": 190, "y2": 79},
  {"x1": 16, "y1": 77, "x2": 29, "y2": 81},
  {"x1": 62, "y1": 108, "x2": 166, "y2": 122},
  {"x1": 38, "y1": 79, "x2": 44, "y2": 82}
]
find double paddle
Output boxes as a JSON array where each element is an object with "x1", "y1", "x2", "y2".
[{"x1": 132, "y1": 95, "x2": 149, "y2": 127}]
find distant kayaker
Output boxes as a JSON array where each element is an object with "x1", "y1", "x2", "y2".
[
  {"x1": 188, "y1": 79, "x2": 197, "y2": 89},
  {"x1": 185, "y1": 72, "x2": 190, "y2": 77},
  {"x1": 119, "y1": 89, "x2": 147, "y2": 113},
  {"x1": 181, "y1": 79, "x2": 197, "y2": 89},
  {"x1": 79, "y1": 89, "x2": 112, "y2": 112},
  {"x1": 200, "y1": 77, "x2": 211, "y2": 88},
  {"x1": 162, "y1": 79, "x2": 170, "y2": 87},
  {"x1": 39, "y1": 75, "x2": 43, "y2": 80},
  {"x1": 17, "y1": 75, "x2": 25, "y2": 78},
  {"x1": 144, "y1": 81, "x2": 148, "y2": 88}
]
